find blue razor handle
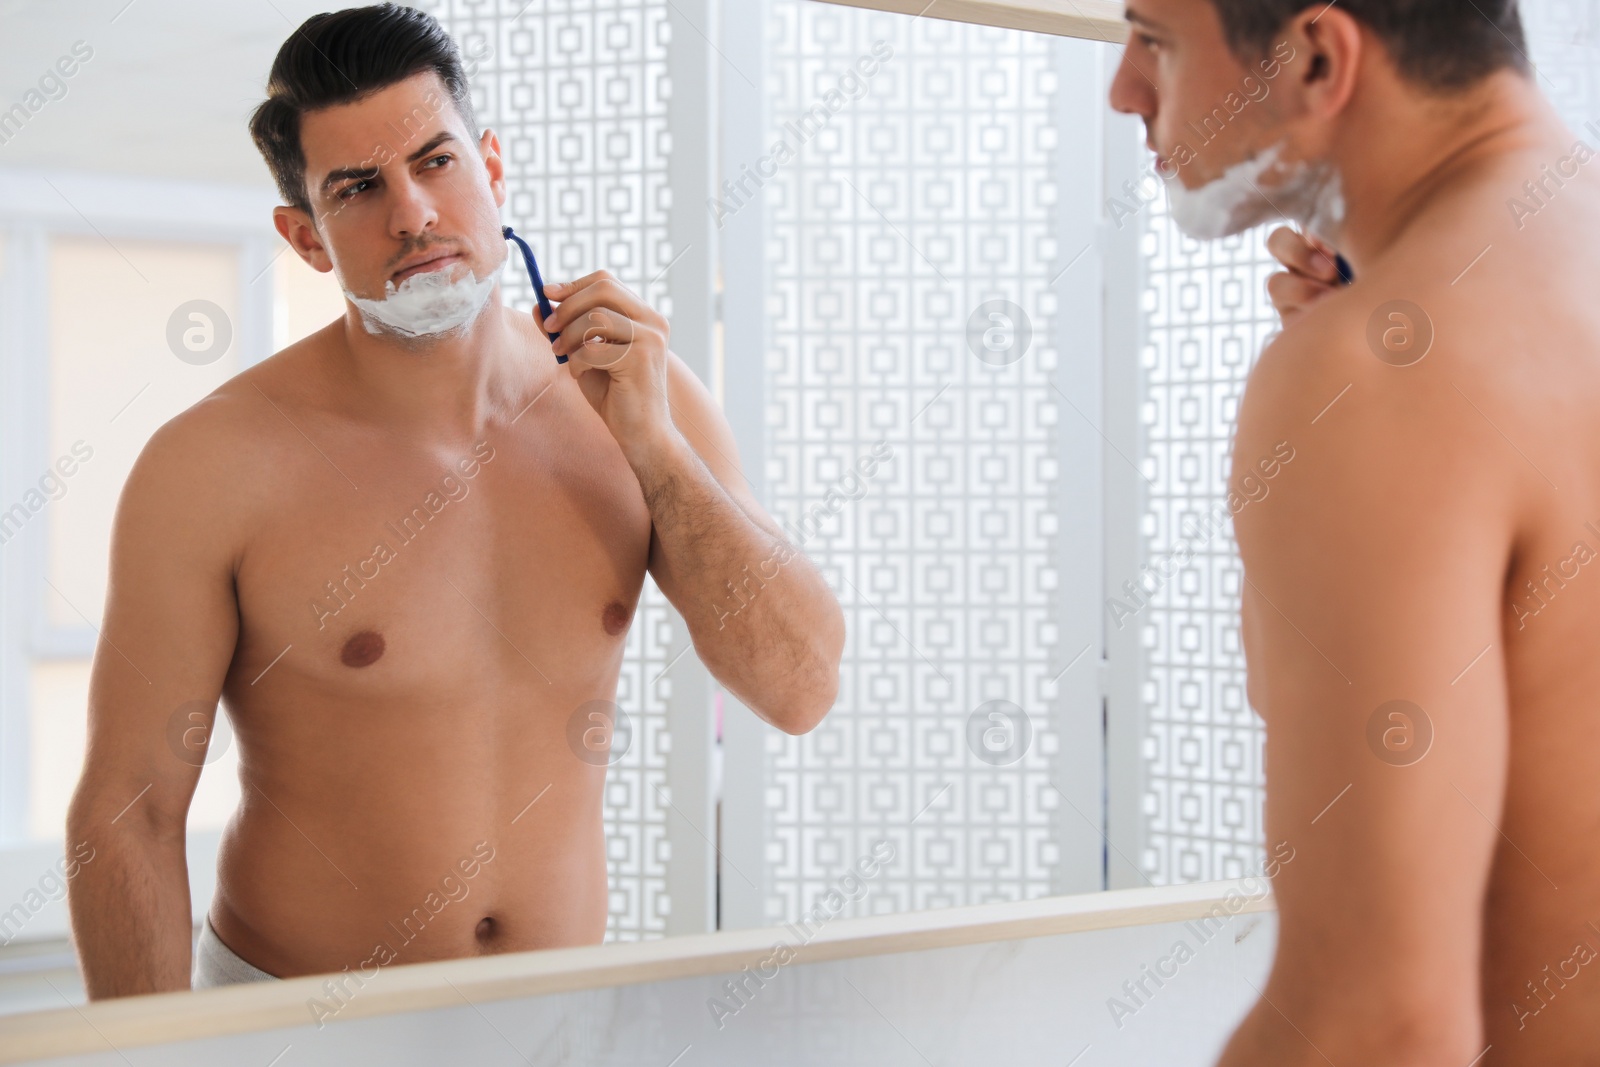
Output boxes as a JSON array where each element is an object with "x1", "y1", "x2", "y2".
[
  {"x1": 1335, "y1": 253, "x2": 1355, "y2": 286},
  {"x1": 503, "y1": 224, "x2": 565, "y2": 364}
]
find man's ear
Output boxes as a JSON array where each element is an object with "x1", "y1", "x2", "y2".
[
  {"x1": 273, "y1": 205, "x2": 333, "y2": 274},
  {"x1": 480, "y1": 128, "x2": 506, "y2": 210},
  {"x1": 1289, "y1": 6, "x2": 1363, "y2": 119}
]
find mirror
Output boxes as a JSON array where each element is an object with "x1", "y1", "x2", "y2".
[{"x1": 0, "y1": 0, "x2": 1593, "y2": 1029}]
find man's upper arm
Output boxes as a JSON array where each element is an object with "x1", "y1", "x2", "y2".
[
  {"x1": 73, "y1": 401, "x2": 246, "y2": 837},
  {"x1": 1231, "y1": 327, "x2": 1512, "y2": 1033}
]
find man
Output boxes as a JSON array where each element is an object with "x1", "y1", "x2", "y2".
[
  {"x1": 1112, "y1": 1, "x2": 1600, "y2": 1064},
  {"x1": 64, "y1": 3, "x2": 843, "y2": 997}
]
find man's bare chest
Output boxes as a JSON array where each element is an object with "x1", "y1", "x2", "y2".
[{"x1": 223, "y1": 413, "x2": 653, "y2": 701}]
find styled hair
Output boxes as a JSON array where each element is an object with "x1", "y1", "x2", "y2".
[
  {"x1": 1209, "y1": 0, "x2": 1530, "y2": 89},
  {"x1": 248, "y1": 3, "x2": 477, "y2": 218}
]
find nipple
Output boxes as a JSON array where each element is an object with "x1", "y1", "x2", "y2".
[
  {"x1": 602, "y1": 600, "x2": 631, "y2": 636},
  {"x1": 340, "y1": 630, "x2": 386, "y2": 668}
]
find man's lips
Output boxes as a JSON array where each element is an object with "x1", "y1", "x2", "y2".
[
  {"x1": 1147, "y1": 142, "x2": 1167, "y2": 169},
  {"x1": 392, "y1": 252, "x2": 462, "y2": 284}
]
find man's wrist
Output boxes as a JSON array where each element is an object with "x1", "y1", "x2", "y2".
[{"x1": 624, "y1": 422, "x2": 694, "y2": 493}]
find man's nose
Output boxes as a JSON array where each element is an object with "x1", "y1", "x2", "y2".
[
  {"x1": 1108, "y1": 51, "x2": 1153, "y2": 120},
  {"x1": 389, "y1": 177, "x2": 439, "y2": 240}
]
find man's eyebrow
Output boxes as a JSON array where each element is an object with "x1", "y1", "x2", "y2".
[
  {"x1": 319, "y1": 131, "x2": 458, "y2": 194},
  {"x1": 1125, "y1": 7, "x2": 1167, "y2": 31}
]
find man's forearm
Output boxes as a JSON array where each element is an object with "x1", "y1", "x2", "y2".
[
  {"x1": 627, "y1": 428, "x2": 843, "y2": 733},
  {"x1": 66, "y1": 816, "x2": 193, "y2": 998}
]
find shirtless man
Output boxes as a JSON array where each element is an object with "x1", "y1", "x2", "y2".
[
  {"x1": 1112, "y1": 1, "x2": 1600, "y2": 1063},
  {"x1": 64, "y1": 4, "x2": 843, "y2": 998}
]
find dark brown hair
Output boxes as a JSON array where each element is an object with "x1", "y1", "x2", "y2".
[
  {"x1": 1210, "y1": 0, "x2": 1530, "y2": 89},
  {"x1": 248, "y1": 3, "x2": 476, "y2": 218}
]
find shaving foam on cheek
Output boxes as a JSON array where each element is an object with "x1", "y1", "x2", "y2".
[
  {"x1": 1164, "y1": 144, "x2": 1285, "y2": 240},
  {"x1": 1164, "y1": 140, "x2": 1346, "y2": 244},
  {"x1": 343, "y1": 260, "x2": 498, "y2": 339}
]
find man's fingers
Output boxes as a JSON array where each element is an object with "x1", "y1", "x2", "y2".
[
  {"x1": 1266, "y1": 226, "x2": 1339, "y2": 282},
  {"x1": 544, "y1": 272, "x2": 650, "y2": 332},
  {"x1": 1303, "y1": 231, "x2": 1339, "y2": 264},
  {"x1": 564, "y1": 339, "x2": 634, "y2": 373},
  {"x1": 545, "y1": 269, "x2": 614, "y2": 296},
  {"x1": 533, "y1": 305, "x2": 555, "y2": 337},
  {"x1": 555, "y1": 309, "x2": 636, "y2": 369},
  {"x1": 1266, "y1": 270, "x2": 1337, "y2": 320},
  {"x1": 553, "y1": 306, "x2": 629, "y2": 348}
]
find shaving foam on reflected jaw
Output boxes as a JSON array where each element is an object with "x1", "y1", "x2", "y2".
[
  {"x1": 344, "y1": 257, "x2": 498, "y2": 339},
  {"x1": 1164, "y1": 140, "x2": 1346, "y2": 245}
]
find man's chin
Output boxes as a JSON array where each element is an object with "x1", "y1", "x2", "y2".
[
  {"x1": 1163, "y1": 171, "x2": 1280, "y2": 241},
  {"x1": 357, "y1": 300, "x2": 498, "y2": 343}
]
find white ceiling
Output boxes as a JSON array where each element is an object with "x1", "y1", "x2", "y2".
[{"x1": 0, "y1": 0, "x2": 360, "y2": 190}]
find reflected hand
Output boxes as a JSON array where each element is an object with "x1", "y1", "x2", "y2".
[{"x1": 535, "y1": 270, "x2": 673, "y2": 462}]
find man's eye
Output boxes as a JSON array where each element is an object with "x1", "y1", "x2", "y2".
[
  {"x1": 335, "y1": 156, "x2": 448, "y2": 200},
  {"x1": 1138, "y1": 33, "x2": 1161, "y2": 50}
]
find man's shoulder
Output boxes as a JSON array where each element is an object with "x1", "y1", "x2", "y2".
[
  {"x1": 145, "y1": 357, "x2": 288, "y2": 467},
  {"x1": 1241, "y1": 250, "x2": 1533, "y2": 444},
  {"x1": 1231, "y1": 266, "x2": 1537, "y2": 591},
  {"x1": 126, "y1": 345, "x2": 322, "y2": 540}
]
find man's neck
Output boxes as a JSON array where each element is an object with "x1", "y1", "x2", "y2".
[
  {"x1": 1328, "y1": 70, "x2": 1565, "y2": 273},
  {"x1": 333, "y1": 291, "x2": 549, "y2": 442}
]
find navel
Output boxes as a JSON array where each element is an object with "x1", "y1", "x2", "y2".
[
  {"x1": 341, "y1": 629, "x2": 386, "y2": 668},
  {"x1": 602, "y1": 600, "x2": 631, "y2": 636}
]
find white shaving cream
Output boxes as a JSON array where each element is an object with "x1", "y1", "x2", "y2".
[
  {"x1": 1165, "y1": 141, "x2": 1345, "y2": 244},
  {"x1": 344, "y1": 258, "x2": 498, "y2": 339}
]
